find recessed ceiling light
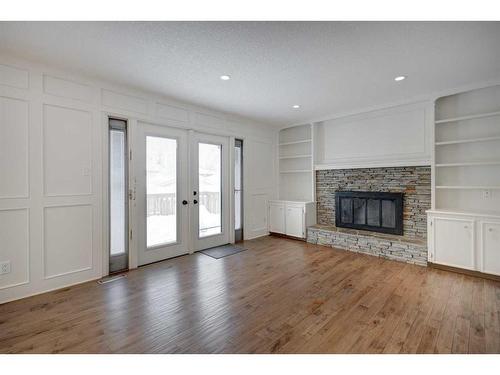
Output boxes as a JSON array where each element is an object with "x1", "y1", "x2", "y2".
[
  {"x1": 394, "y1": 75, "x2": 406, "y2": 82},
  {"x1": 220, "y1": 75, "x2": 231, "y2": 81},
  {"x1": 292, "y1": 105, "x2": 300, "y2": 109}
]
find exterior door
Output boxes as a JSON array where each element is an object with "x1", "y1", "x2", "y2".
[
  {"x1": 190, "y1": 132, "x2": 230, "y2": 251},
  {"x1": 136, "y1": 122, "x2": 189, "y2": 266}
]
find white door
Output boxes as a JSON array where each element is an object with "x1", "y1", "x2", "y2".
[
  {"x1": 433, "y1": 217, "x2": 475, "y2": 270},
  {"x1": 269, "y1": 202, "x2": 285, "y2": 234},
  {"x1": 286, "y1": 204, "x2": 304, "y2": 238},
  {"x1": 190, "y1": 132, "x2": 230, "y2": 251},
  {"x1": 136, "y1": 122, "x2": 189, "y2": 266},
  {"x1": 481, "y1": 221, "x2": 500, "y2": 276}
]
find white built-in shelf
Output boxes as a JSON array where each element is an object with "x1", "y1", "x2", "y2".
[
  {"x1": 436, "y1": 185, "x2": 500, "y2": 190},
  {"x1": 435, "y1": 160, "x2": 500, "y2": 167},
  {"x1": 278, "y1": 139, "x2": 312, "y2": 146},
  {"x1": 279, "y1": 169, "x2": 312, "y2": 174},
  {"x1": 435, "y1": 110, "x2": 500, "y2": 124},
  {"x1": 279, "y1": 154, "x2": 312, "y2": 160},
  {"x1": 435, "y1": 135, "x2": 500, "y2": 146}
]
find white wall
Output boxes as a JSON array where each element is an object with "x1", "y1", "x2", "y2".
[
  {"x1": 314, "y1": 101, "x2": 433, "y2": 170},
  {"x1": 0, "y1": 55, "x2": 277, "y2": 303}
]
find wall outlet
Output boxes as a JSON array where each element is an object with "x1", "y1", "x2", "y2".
[
  {"x1": 483, "y1": 189, "x2": 491, "y2": 200},
  {"x1": 0, "y1": 260, "x2": 11, "y2": 275}
]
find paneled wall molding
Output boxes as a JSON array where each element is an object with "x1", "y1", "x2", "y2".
[
  {"x1": 0, "y1": 54, "x2": 278, "y2": 304},
  {"x1": 313, "y1": 101, "x2": 433, "y2": 171}
]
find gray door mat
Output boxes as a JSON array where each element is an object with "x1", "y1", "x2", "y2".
[{"x1": 200, "y1": 244, "x2": 247, "y2": 259}]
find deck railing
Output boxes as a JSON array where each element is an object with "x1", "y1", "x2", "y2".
[{"x1": 147, "y1": 192, "x2": 220, "y2": 216}]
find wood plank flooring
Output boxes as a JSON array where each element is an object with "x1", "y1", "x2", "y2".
[{"x1": 1, "y1": 236, "x2": 499, "y2": 353}]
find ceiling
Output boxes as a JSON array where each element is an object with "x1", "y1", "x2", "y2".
[{"x1": 1, "y1": 21, "x2": 500, "y2": 126}]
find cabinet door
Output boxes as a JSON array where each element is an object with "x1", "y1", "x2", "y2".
[
  {"x1": 269, "y1": 203, "x2": 285, "y2": 234},
  {"x1": 285, "y1": 205, "x2": 304, "y2": 238},
  {"x1": 481, "y1": 222, "x2": 500, "y2": 276},
  {"x1": 433, "y1": 217, "x2": 475, "y2": 270}
]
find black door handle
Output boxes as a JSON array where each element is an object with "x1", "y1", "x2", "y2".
[
  {"x1": 193, "y1": 199, "x2": 198, "y2": 204},
  {"x1": 182, "y1": 200, "x2": 188, "y2": 205}
]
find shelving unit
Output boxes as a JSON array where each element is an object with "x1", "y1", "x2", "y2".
[
  {"x1": 278, "y1": 124, "x2": 314, "y2": 202},
  {"x1": 433, "y1": 85, "x2": 500, "y2": 213}
]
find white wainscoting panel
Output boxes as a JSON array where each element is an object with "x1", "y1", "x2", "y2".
[
  {"x1": 315, "y1": 102, "x2": 432, "y2": 169},
  {"x1": 0, "y1": 56, "x2": 276, "y2": 303},
  {"x1": 156, "y1": 102, "x2": 189, "y2": 122},
  {"x1": 0, "y1": 63, "x2": 29, "y2": 89},
  {"x1": 43, "y1": 205, "x2": 93, "y2": 279},
  {"x1": 101, "y1": 89, "x2": 148, "y2": 114},
  {"x1": 192, "y1": 112, "x2": 224, "y2": 129},
  {"x1": 0, "y1": 209, "x2": 29, "y2": 289},
  {"x1": 43, "y1": 105, "x2": 92, "y2": 196},
  {"x1": 43, "y1": 75, "x2": 94, "y2": 103},
  {"x1": 0, "y1": 96, "x2": 29, "y2": 198},
  {"x1": 247, "y1": 192, "x2": 269, "y2": 238}
]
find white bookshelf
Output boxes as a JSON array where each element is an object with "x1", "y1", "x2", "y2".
[
  {"x1": 278, "y1": 124, "x2": 315, "y2": 201},
  {"x1": 433, "y1": 85, "x2": 500, "y2": 213}
]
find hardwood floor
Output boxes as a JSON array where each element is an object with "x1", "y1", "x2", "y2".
[{"x1": 1, "y1": 236, "x2": 499, "y2": 353}]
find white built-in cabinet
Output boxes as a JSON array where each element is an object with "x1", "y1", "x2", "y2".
[
  {"x1": 427, "y1": 210, "x2": 500, "y2": 276},
  {"x1": 482, "y1": 222, "x2": 500, "y2": 275},
  {"x1": 278, "y1": 124, "x2": 315, "y2": 202},
  {"x1": 269, "y1": 201, "x2": 286, "y2": 234},
  {"x1": 429, "y1": 84, "x2": 500, "y2": 276},
  {"x1": 268, "y1": 200, "x2": 316, "y2": 239},
  {"x1": 273, "y1": 124, "x2": 316, "y2": 240}
]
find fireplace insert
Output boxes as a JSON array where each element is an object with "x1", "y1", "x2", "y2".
[{"x1": 335, "y1": 191, "x2": 403, "y2": 235}]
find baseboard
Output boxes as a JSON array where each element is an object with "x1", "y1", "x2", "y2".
[
  {"x1": 269, "y1": 232, "x2": 306, "y2": 242},
  {"x1": 428, "y1": 262, "x2": 500, "y2": 282}
]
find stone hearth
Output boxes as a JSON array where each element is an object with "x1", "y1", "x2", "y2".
[{"x1": 307, "y1": 166, "x2": 431, "y2": 266}]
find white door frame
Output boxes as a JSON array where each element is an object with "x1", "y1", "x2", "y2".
[
  {"x1": 189, "y1": 131, "x2": 231, "y2": 252},
  {"x1": 102, "y1": 115, "x2": 238, "y2": 272},
  {"x1": 136, "y1": 122, "x2": 190, "y2": 266}
]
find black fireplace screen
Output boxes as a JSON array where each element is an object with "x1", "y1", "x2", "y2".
[{"x1": 335, "y1": 191, "x2": 403, "y2": 235}]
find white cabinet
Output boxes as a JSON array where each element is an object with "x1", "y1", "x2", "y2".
[
  {"x1": 480, "y1": 222, "x2": 500, "y2": 275},
  {"x1": 269, "y1": 202, "x2": 285, "y2": 234},
  {"x1": 285, "y1": 204, "x2": 305, "y2": 238},
  {"x1": 433, "y1": 217, "x2": 474, "y2": 270},
  {"x1": 268, "y1": 200, "x2": 316, "y2": 239},
  {"x1": 428, "y1": 210, "x2": 500, "y2": 276}
]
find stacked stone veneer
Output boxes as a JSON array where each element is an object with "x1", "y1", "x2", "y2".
[{"x1": 307, "y1": 166, "x2": 431, "y2": 266}]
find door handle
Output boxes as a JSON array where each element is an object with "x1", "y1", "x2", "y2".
[
  {"x1": 182, "y1": 200, "x2": 188, "y2": 205},
  {"x1": 193, "y1": 199, "x2": 198, "y2": 204}
]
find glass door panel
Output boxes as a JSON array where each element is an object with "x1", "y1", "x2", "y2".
[
  {"x1": 136, "y1": 122, "x2": 188, "y2": 266},
  {"x1": 146, "y1": 136, "x2": 177, "y2": 247},
  {"x1": 198, "y1": 142, "x2": 222, "y2": 237},
  {"x1": 191, "y1": 132, "x2": 230, "y2": 251},
  {"x1": 234, "y1": 139, "x2": 243, "y2": 241},
  {"x1": 109, "y1": 119, "x2": 128, "y2": 273}
]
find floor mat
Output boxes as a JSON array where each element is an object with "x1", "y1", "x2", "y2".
[{"x1": 200, "y1": 244, "x2": 247, "y2": 259}]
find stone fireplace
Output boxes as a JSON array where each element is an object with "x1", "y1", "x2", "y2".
[
  {"x1": 335, "y1": 191, "x2": 404, "y2": 235},
  {"x1": 307, "y1": 166, "x2": 431, "y2": 266}
]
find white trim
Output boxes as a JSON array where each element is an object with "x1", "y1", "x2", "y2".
[{"x1": 315, "y1": 160, "x2": 430, "y2": 170}]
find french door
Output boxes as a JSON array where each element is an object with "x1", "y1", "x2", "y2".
[
  {"x1": 135, "y1": 123, "x2": 230, "y2": 266},
  {"x1": 136, "y1": 123, "x2": 190, "y2": 265},
  {"x1": 190, "y1": 132, "x2": 230, "y2": 251}
]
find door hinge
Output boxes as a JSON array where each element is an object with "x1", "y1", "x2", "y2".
[
  {"x1": 129, "y1": 229, "x2": 133, "y2": 240},
  {"x1": 129, "y1": 150, "x2": 132, "y2": 161}
]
